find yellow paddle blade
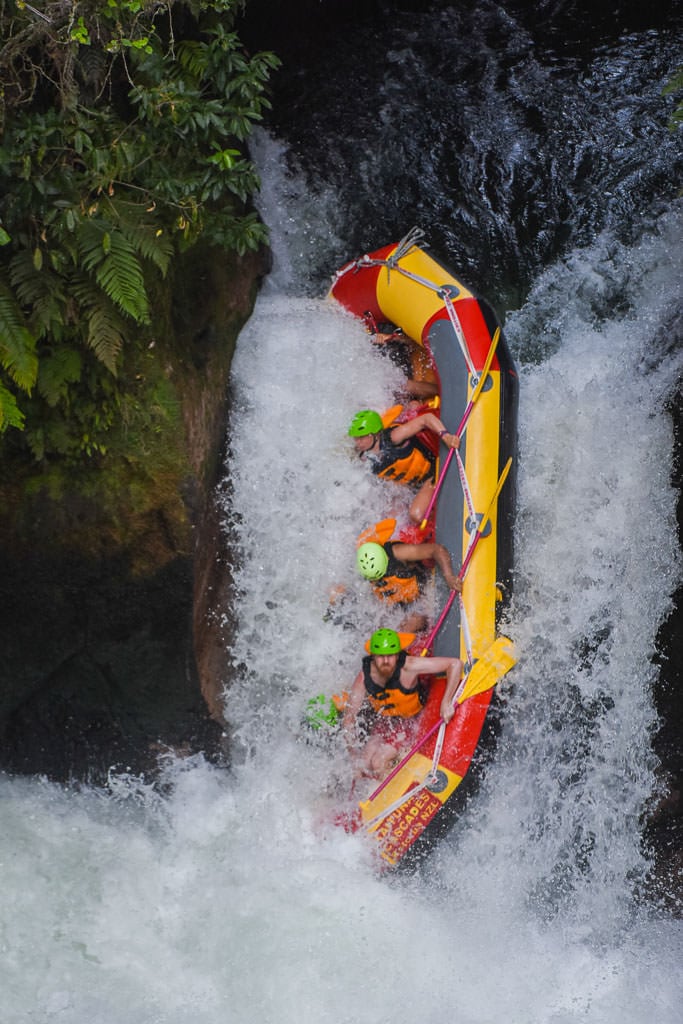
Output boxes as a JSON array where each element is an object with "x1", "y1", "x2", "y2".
[{"x1": 457, "y1": 636, "x2": 517, "y2": 703}]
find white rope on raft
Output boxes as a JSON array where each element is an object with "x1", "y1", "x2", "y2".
[
  {"x1": 455, "y1": 448, "x2": 477, "y2": 525},
  {"x1": 333, "y1": 226, "x2": 477, "y2": 376},
  {"x1": 440, "y1": 287, "x2": 476, "y2": 377}
]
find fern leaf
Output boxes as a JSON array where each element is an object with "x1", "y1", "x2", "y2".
[
  {"x1": 77, "y1": 220, "x2": 108, "y2": 274},
  {"x1": 0, "y1": 280, "x2": 38, "y2": 392},
  {"x1": 0, "y1": 380, "x2": 26, "y2": 432},
  {"x1": 9, "y1": 250, "x2": 49, "y2": 306},
  {"x1": 87, "y1": 306, "x2": 124, "y2": 374},
  {"x1": 9, "y1": 250, "x2": 67, "y2": 338},
  {"x1": 120, "y1": 220, "x2": 174, "y2": 276},
  {"x1": 95, "y1": 235, "x2": 149, "y2": 323},
  {"x1": 69, "y1": 274, "x2": 104, "y2": 316},
  {"x1": 176, "y1": 40, "x2": 208, "y2": 79},
  {"x1": 79, "y1": 225, "x2": 150, "y2": 323}
]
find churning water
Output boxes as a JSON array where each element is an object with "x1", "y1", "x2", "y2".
[{"x1": 2, "y1": 3, "x2": 682, "y2": 1021}]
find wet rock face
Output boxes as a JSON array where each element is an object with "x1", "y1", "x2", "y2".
[
  {"x1": 0, "y1": 244, "x2": 269, "y2": 784},
  {"x1": 0, "y1": 551, "x2": 223, "y2": 782}
]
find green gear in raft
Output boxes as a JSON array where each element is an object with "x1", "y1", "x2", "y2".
[{"x1": 305, "y1": 694, "x2": 340, "y2": 730}]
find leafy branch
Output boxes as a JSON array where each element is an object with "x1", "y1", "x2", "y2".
[{"x1": 0, "y1": 0, "x2": 280, "y2": 452}]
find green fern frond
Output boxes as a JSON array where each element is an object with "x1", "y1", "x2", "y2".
[
  {"x1": 0, "y1": 380, "x2": 26, "y2": 432},
  {"x1": 68, "y1": 273, "x2": 125, "y2": 373},
  {"x1": 95, "y1": 234, "x2": 150, "y2": 323},
  {"x1": 78, "y1": 219, "x2": 112, "y2": 273},
  {"x1": 120, "y1": 220, "x2": 174, "y2": 276},
  {"x1": 9, "y1": 250, "x2": 50, "y2": 306},
  {"x1": 87, "y1": 306, "x2": 125, "y2": 374},
  {"x1": 78, "y1": 223, "x2": 150, "y2": 323},
  {"x1": 0, "y1": 280, "x2": 38, "y2": 392},
  {"x1": 9, "y1": 249, "x2": 67, "y2": 338},
  {"x1": 69, "y1": 274, "x2": 104, "y2": 316},
  {"x1": 36, "y1": 347, "x2": 83, "y2": 406}
]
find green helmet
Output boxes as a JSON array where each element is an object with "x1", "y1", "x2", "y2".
[
  {"x1": 348, "y1": 409, "x2": 383, "y2": 437},
  {"x1": 356, "y1": 542, "x2": 389, "y2": 580},
  {"x1": 304, "y1": 694, "x2": 340, "y2": 730},
  {"x1": 368, "y1": 628, "x2": 402, "y2": 655}
]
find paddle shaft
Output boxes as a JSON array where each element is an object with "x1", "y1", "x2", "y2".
[{"x1": 420, "y1": 588, "x2": 457, "y2": 655}]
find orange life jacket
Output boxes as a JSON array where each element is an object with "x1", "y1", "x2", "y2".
[
  {"x1": 362, "y1": 651, "x2": 426, "y2": 717},
  {"x1": 370, "y1": 541, "x2": 426, "y2": 605},
  {"x1": 357, "y1": 518, "x2": 396, "y2": 547},
  {"x1": 357, "y1": 518, "x2": 435, "y2": 548},
  {"x1": 370, "y1": 428, "x2": 435, "y2": 484}
]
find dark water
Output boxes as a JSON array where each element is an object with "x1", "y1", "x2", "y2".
[{"x1": 243, "y1": 0, "x2": 681, "y2": 301}]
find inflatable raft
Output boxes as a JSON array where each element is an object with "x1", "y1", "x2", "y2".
[{"x1": 328, "y1": 228, "x2": 519, "y2": 867}]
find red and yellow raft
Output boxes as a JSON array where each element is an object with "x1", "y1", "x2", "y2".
[{"x1": 329, "y1": 231, "x2": 519, "y2": 867}]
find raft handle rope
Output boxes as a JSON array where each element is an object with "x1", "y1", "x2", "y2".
[
  {"x1": 438, "y1": 287, "x2": 476, "y2": 377},
  {"x1": 455, "y1": 448, "x2": 477, "y2": 525},
  {"x1": 459, "y1": 593, "x2": 474, "y2": 674},
  {"x1": 426, "y1": 597, "x2": 475, "y2": 796},
  {"x1": 332, "y1": 226, "x2": 476, "y2": 375}
]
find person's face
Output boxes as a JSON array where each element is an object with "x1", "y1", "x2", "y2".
[
  {"x1": 373, "y1": 653, "x2": 398, "y2": 678},
  {"x1": 353, "y1": 433, "x2": 375, "y2": 453}
]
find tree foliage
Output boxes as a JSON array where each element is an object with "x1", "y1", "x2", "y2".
[{"x1": 0, "y1": 0, "x2": 279, "y2": 452}]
